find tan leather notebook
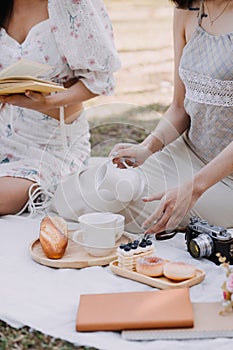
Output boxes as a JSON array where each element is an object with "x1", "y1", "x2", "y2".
[{"x1": 76, "y1": 288, "x2": 194, "y2": 332}]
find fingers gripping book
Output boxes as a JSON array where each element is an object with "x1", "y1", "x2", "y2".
[{"x1": 0, "y1": 58, "x2": 65, "y2": 94}]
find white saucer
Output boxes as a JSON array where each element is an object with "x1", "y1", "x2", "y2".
[{"x1": 72, "y1": 231, "x2": 118, "y2": 257}]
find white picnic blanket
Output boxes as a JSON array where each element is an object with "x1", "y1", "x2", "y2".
[{"x1": 0, "y1": 214, "x2": 232, "y2": 350}]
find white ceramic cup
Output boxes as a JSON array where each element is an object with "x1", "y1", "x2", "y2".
[
  {"x1": 114, "y1": 214, "x2": 125, "y2": 241},
  {"x1": 73, "y1": 212, "x2": 125, "y2": 256}
]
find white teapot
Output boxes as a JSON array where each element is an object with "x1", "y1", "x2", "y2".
[
  {"x1": 51, "y1": 158, "x2": 146, "y2": 222},
  {"x1": 95, "y1": 159, "x2": 145, "y2": 202}
]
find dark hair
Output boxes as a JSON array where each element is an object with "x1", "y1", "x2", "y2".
[
  {"x1": 0, "y1": 1, "x2": 13, "y2": 28},
  {"x1": 170, "y1": 1, "x2": 195, "y2": 9}
]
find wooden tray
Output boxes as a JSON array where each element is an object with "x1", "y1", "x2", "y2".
[
  {"x1": 30, "y1": 235, "x2": 130, "y2": 269},
  {"x1": 110, "y1": 260, "x2": 205, "y2": 289}
]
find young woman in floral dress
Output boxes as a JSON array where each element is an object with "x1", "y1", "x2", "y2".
[{"x1": 0, "y1": 0, "x2": 120, "y2": 215}]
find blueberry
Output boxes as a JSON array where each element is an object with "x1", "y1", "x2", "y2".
[
  {"x1": 139, "y1": 241, "x2": 147, "y2": 248},
  {"x1": 124, "y1": 246, "x2": 131, "y2": 252},
  {"x1": 133, "y1": 240, "x2": 140, "y2": 245},
  {"x1": 119, "y1": 244, "x2": 126, "y2": 249},
  {"x1": 131, "y1": 244, "x2": 138, "y2": 250},
  {"x1": 146, "y1": 240, "x2": 152, "y2": 246}
]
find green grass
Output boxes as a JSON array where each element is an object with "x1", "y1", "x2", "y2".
[
  {"x1": 0, "y1": 320, "x2": 97, "y2": 350},
  {"x1": 89, "y1": 103, "x2": 169, "y2": 156}
]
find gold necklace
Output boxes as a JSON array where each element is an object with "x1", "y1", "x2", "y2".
[{"x1": 205, "y1": 0, "x2": 231, "y2": 25}]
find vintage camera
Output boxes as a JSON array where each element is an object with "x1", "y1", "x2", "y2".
[{"x1": 185, "y1": 216, "x2": 233, "y2": 265}]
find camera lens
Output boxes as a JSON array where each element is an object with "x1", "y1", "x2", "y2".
[{"x1": 188, "y1": 233, "x2": 214, "y2": 258}]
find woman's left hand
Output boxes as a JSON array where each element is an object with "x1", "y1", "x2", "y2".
[
  {"x1": 142, "y1": 180, "x2": 200, "y2": 234},
  {"x1": 0, "y1": 91, "x2": 51, "y2": 112}
]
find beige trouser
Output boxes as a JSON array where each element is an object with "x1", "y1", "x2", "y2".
[
  {"x1": 52, "y1": 136, "x2": 233, "y2": 233},
  {"x1": 119, "y1": 137, "x2": 233, "y2": 232}
]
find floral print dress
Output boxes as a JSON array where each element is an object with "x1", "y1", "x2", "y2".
[{"x1": 0, "y1": 0, "x2": 120, "y2": 212}]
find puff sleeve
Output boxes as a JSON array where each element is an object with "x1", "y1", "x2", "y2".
[{"x1": 48, "y1": 0, "x2": 121, "y2": 95}]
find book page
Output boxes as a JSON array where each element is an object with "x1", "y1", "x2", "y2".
[
  {"x1": 0, "y1": 58, "x2": 53, "y2": 79},
  {"x1": 0, "y1": 81, "x2": 65, "y2": 95},
  {"x1": 0, "y1": 77, "x2": 60, "y2": 85}
]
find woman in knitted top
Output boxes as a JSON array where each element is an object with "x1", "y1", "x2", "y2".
[{"x1": 109, "y1": 0, "x2": 233, "y2": 234}]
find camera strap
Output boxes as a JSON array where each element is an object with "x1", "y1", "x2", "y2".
[{"x1": 155, "y1": 228, "x2": 186, "y2": 241}]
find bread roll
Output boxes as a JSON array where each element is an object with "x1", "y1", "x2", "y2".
[
  {"x1": 163, "y1": 261, "x2": 196, "y2": 281},
  {"x1": 39, "y1": 216, "x2": 68, "y2": 259}
]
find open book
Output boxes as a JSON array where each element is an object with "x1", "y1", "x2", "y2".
[{"x1": 0, "y1": 59, "x2": 66, "y2": 94}]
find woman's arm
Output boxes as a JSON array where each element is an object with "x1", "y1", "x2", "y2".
[
  {"x1": 142, "y1": 8, "x2": 190, "y2": 153},
  {"x1": 110, "y1": 8, "x2": 190, "y2": 164},
  {"x1": 0, "y1": 80, "x2": 97, "y2": 122},
  {"x1": 193, "y1": 141, "x2": 233, "y2": 197},
  {"x1": 143, "y1": 141, "x2": 233, "y2": 234},
  {"x1": 0, "y1": 0, "x2": 121, "y2": 122},
  {"x1": 45, "y1": 80, "x2": 97, "y2": 107}
]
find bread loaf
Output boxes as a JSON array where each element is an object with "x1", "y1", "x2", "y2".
[{"x1": 39, "y1": 216, "x2": 68, "y2": 259}]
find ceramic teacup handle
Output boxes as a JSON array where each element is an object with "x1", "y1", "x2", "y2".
[
  {"x1": 115, "y1": 217, "x2": 124, "y2": 241},
  {"x1": 115, "y1": 230, "x2": 122, "y2": 241},
  {"x1": 72, "y1": 229, "x2": 84, "y2": 243}
]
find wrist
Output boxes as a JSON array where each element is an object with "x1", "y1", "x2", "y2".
[
  {"x1": 46, "y1": 93, "x2": 66, "y2": 109},
  {"x1": 191, "y1": 174, "x2": 208, "y2": 199},
  {"x1": 141, "y1": 132, "x2": 164, "y2": 154},
  {"x1": 38, "y1": 96, "x2": 65, "y2": 119}
]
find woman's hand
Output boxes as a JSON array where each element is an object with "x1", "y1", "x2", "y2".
[
  {"x1": 0, "y1": 91, "x2": 51, "y2": 113},
  {"x1": 109, "y1": 143, "x2": 153, "y2": 168},
  {"x1": 142, "y1": 180, "x2": 201, "y2": 234}
]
